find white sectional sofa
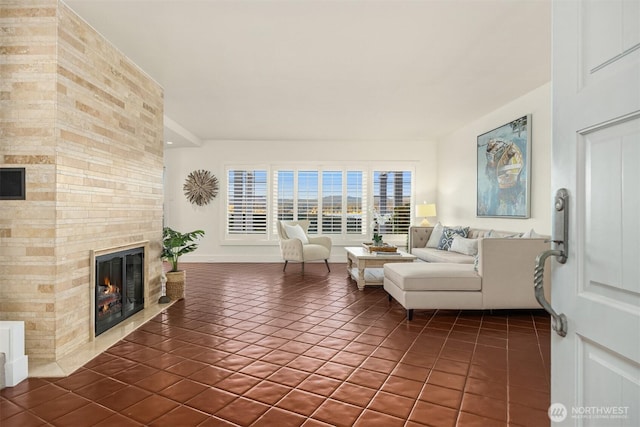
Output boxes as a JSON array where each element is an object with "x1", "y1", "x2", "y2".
[{"x1": 384, "y1": 225, "x2": 551, "y2": 320}]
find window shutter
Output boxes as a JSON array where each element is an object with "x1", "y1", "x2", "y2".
[
  {"x1": 227, "y1": 169, "x2": 268, "y2": 234},
  {"x1": 346, "y1": 170, "x2": 365, "y2": 235},
  {"x1": 275, "y1": 170, "x2": 294, "y2": 223},
  {"x1": 373, "y1": 170, "x2": 412, "y2": 235},
  {"x1": 297, "y1": 171, "x2": 319, "y2": 234},
  {"x1": 321, "y1": 170, "x2": 342, "y2": 234},
  {"x1": 226, "y1": 165, "x2": 410, "y2": 243}
]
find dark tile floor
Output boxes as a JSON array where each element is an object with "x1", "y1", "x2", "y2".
[{"x1": 1, "y1": 263, "x2": 551, "y2": 426}]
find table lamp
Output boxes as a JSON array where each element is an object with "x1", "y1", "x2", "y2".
[{"x1": 416, "y1": 203, "x2": 437, "y2": 226}]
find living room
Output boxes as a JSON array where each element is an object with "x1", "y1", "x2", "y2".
[
  {"x1": 0, "y1": 0, "x2": 551, "y2": 368},
  {"x1": 1, "y1": 0, "x2": 554, "y2": 425},
  {"x1": 5, "y1": 0, "x2": 640, "y2": 425}
]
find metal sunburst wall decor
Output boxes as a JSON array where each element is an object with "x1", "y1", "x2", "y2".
[{"x1": 183, "y1": 169, "x2": 219, "y2": 206}]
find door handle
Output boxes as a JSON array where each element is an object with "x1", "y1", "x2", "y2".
[
  {"x1": 535, "y1": 249, "x2": 567, "y2": 337},
  {"x1": 534, "y1": 189, "x2": 569, "y2": 337}
]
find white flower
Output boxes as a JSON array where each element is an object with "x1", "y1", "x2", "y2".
[{"x1": 371, "y1": 209, "x2": 392, "y2": 230}]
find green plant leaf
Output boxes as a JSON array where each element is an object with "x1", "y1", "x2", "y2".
[{"x1": 161, "y1": 227, "x2": 205, "y2": 272}]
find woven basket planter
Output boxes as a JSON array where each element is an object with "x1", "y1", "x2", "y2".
[{"x1": 166, "y1": 270, "x2": 186, "y2": 300}]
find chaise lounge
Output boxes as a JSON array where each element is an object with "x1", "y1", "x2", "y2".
[{"x1": 384, "y1": 226, "x2": 551, "y2": 319}]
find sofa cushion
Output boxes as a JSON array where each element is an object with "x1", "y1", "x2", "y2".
[
  {"x1": 426, "y1": 222, "x2": 444, "y2": 248},
  {"x1": 384, "y1": 263, "x2": 481, "y2": 291},
  {"x1": 411, "y1": 247, "x2": 474, "y2": 264},
  {"x1": 484, "y1": 229, "x2": 521, "y2": 238},
  {"x1": 302, "y1": 243, "x2": 330, "y2": 259},
  {"x1": 437, "y1": 226, "x2": 470, "y2": 250},
  {"x1": 521, "y1": 228, "x2": 542, "y2": 238},
  {"x1": 283, "y1": 223, "x2": 309, "y2": 244},
  {"x1": 449, "y1": 236, "x2": 478, "y2": 256}
]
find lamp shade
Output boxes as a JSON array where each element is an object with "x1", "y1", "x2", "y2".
[{"x1": 416, "y1": 203, "x2": 437, "y2": 217}]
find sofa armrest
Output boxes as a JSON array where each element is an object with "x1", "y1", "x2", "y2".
[
  {"x1": 478, "y1": 238, "x2": 551, "y2": 308},
  {"x1": 409, "y1": 226, "x2": 433, "y2": 250}
]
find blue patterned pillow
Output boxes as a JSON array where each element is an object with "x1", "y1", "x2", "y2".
[{"x1": 437, "y1": 226, "x2": 470, "y2": 250}]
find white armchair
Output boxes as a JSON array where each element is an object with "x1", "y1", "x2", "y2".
[{"x1": 277, "y1": 220, "x2": 332, "y2": 273}]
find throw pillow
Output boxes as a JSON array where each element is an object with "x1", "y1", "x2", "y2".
[
  {"x1": 473, "y1": 254, "x2": 479, "y2": 271},
  {"x1": 483, "y1": 229, "x2": 495, "y2": 238},
  {"x1": 486, "y1": 230, "x2": 520, "y2": 238},
  {"x1": 521, "y1": 228, "x2": 541, "y2": 238},
  {"x1": 437, "y1": 226, "x2": 470, "y2": 250},
  {"x1": 426, "y1": 222, "x2": 444, "y2": 248},
  {"x1": 449, "y1": 235, "x2": 478, "y2": 256},
  {"x1": 282, "y1": 223, "x2": 309, "y2": 244}
]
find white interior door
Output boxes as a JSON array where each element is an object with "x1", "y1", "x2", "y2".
[{"x1": 550, "y1": 0, "x2": 640, "y2": 425}]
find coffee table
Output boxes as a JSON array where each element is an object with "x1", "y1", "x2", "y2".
[{"x1": 345, "y1": 246, "x2": 417, "y2": 290}]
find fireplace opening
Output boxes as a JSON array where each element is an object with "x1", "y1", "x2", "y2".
[{"x1": 95, "y1": 247, "x2": 144, "y2": 336}]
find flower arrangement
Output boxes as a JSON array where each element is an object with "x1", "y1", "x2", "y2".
[{"x1": 371, "y1": 209, "x2": 393, "y2": 245}]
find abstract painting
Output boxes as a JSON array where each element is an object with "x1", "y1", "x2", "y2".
[{"x1": 477, "y1": 115, "x2": 531, "y2": 218}]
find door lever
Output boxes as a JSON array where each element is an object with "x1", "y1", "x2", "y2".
[{"x1": 534, "y1": 189, "x2": 569, "y2": 337}]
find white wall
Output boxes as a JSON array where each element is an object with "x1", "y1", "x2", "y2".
[
  {"x1": 164, "y1": 139, "x2": 438, "y2": 262},
  {"x1": 437, "y1": 82, "x2": 552, "y2": 234},
  {"x1": 164, "y1": 83, "x2": 552, "y2": 264}
]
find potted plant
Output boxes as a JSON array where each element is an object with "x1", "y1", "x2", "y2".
[
  {"x1": 161, "y1": 227, "x2": 205, "y2": 300},
  {"x1": 371, "y1": 209, "x2": 393, "y2": 246}
]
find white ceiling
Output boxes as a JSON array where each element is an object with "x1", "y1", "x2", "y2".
[{"x1": 63, "y1": 0, "x2": 551, "y2": 147}]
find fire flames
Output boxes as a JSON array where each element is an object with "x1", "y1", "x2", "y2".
[
  {"x1": 103, "y1": 277, "x2": 119, "y2": 294},
  {"x1": 99, "y1": 277, "x2": 121, "y2": 316}
]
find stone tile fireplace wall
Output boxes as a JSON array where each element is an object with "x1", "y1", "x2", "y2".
[{"x1": 0, "y1": 0, "x2": 164, "y2": 362}]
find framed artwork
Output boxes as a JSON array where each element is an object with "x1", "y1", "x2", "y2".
[{"x1": 477, "y1": 115, "x2": 531, "y2": 218}]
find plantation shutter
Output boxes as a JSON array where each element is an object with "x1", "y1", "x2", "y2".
[
  {"x1": 275, "y1": 170, "x2": 294, "y2": 223},
  {"x1": 226, "y1": 169, "x2": 268, "y2": 234},
  {"x1": 297, "y1": 170, "x2": 319, "y2": 234},
  {"x1": 373, "y1": 170, "x2": 412, "y2": 235},
  {"x1": 321, "y1": 170, "x2": 342, "y2": 234},
  {"x1": 346, "y1": 170, "x2": 365, "y2": 235}
]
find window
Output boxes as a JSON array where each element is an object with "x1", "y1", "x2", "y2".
[
  {"x1": 275, "y1": 170, "x2": 294, "y2": 222},
  {"x1": 373, "y1": 170, "x2": 412, "y2": 236},
  {"x1": 321, "y1": 171, "x2": 342, "y2": 234},
  {"x1": 346, "y1": 171, "x2": 365, "y2": 234},
  {"x1": 274, "y1": 169, "x2": 365, "y2": 236},
  {"x1": 227, "y1": 169, "x2": 268, "y2": 235},
  {"x1": 297, "y1": 171, "x2": 319, "y2": 233},
  {"x1": 227, "y1": 165, "x2": 412, "y2": 242}
]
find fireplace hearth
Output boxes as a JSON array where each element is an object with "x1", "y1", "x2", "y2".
[{"x1": 95, "y1": 247, "x2": 144, "y2": 336}]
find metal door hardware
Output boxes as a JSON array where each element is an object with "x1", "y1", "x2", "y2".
[{"x1": 534, "y1": 188, "x2": 569, "y2": 337}]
